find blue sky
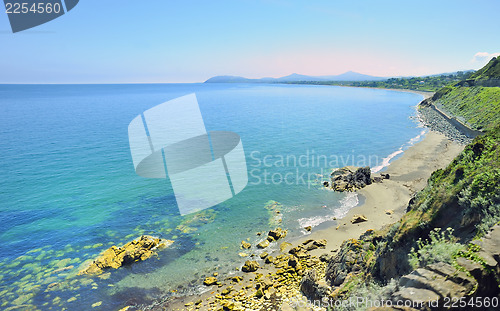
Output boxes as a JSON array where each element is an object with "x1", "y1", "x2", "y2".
[{"x1": 0, "y1": 0, "x2": 499, "y2": 83}]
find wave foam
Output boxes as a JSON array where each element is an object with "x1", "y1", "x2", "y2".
[
  {"x1": 297, "y1": 192, "x2": 359, "y2": 231},
  {"x1": 371, "y1": 129, "x2": 427, "y2": 173}
]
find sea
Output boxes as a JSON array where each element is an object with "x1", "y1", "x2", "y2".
[{"x1": 0, "y1": 83, "x2": 425, "y2": 310}]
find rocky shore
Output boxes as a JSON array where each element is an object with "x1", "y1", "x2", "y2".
[
  {"x1": 418, "y1": 102, "x2": 473, "y2": 145},
  {"x1": 137, "y1": 229, "x2": 330, "y2": 311}
]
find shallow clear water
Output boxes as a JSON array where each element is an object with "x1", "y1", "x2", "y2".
[{"x1": 0, "y1": 83, "x2": 423, "y2": 310}]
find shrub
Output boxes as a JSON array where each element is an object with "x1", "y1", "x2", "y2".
[{"x1": 408, "y1": 228, "x2": 465, "y2": 269}]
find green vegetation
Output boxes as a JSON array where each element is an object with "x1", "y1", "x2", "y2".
[
  {"x1": 283, "y1": 71, "x2": 473, "y2": 92},
  {"x1": 431, "y1": 77, "x2": 500, "y2": 131},
  {"x1": 334, "y1": 279, "x2": 399, "y2": 311},
  {"x1": 409, "y1": 228, "x2": 464, "y2": 269},
  {"x1": 469, "y1": 56, "x2": 500, "y2": 81},
  {"x1": 399, "y1": 127, "x2": 500, "y2": 239}
]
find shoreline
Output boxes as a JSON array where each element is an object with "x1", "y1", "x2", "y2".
[
  {"x1": 147, "y1": 130, "x2": 463, "y2": 311},
  {"x1": 294, "y1": 130, "x2": 463, "y2": 257}
]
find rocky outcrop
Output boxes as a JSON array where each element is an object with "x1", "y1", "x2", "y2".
[
  {"x1": 329, "y1": 166, "x2": 372, "y2": 191},
  {"x1": 300, "y1": 269, "x2": 331, "y2": 301},
  {"x1": 79, "y1": 235, "x2": 173, "y2": 275},
  {"x1": 325, "y1": 238, "x2": 372, "y2": 287},
  {"x1": 327, "y1": 166, "x2": 391, "y2": 191},
  {"x1": 333, "y1": 226, "x2": 500, "y2": 311},
  {"x1": 393, "y1": 262, "x2": 477, "y2": 308}
]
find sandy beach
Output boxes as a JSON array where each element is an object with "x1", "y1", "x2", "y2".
[{"x1": 301, "y1": 130, "x2": 463, "y2": 257}]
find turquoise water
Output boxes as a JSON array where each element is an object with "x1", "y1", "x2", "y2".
[{"x1": 0, "y1": 84, "x2": 424, "y2": 310}]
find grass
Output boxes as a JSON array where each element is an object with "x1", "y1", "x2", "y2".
[
  {"x1": 401, "y1": 127, "x2": 500, "y2": 237},
  {"x1": 469, "y1": 56, "x2": 500, "y2": 81},
  {"x1": 434, "y1": 86, "x2": 500, "y2": 131}
]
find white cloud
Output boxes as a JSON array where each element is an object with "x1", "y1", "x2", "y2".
[{"x1": 471, "y1": 52, "x2": 500, "y2": 63}]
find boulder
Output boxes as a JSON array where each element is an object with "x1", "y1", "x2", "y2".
[
  {"x1": 203, "y1": 276, "x2": 218, "y2": 286},
  {"x1": 334, "y1": 181, "x2": 349, "y2": 192},
  {"x1": 287, "y1": 256, "x2": 300, "y2": 268},
  {"x1": 319, "y1": 253, "x2": 332, "y2": 262},
  {"x1": 354, "y1": 166, "x2": 372, "y2": 187},
  {"x1": 78, "y1": 235, "x2": 172, "y2": 275},
  {"x1": 304, "y1": 226, "x2": 312, "y2": 232},
  {"x1": 313, "y1": 239, "x2": 327, "y2": 248},
  {"x1": 257, "y1": 240, "x2": 270, "y2": 249},
  {"x1": 268, "y1": 228, "x2": 287, "y2": 240},
  {"x1": 351, "y1": 214, "x2": 368, "y2": 224},
  {"x1": 242, "y1": 260, "x2": 260, "y2": 272},
  {"x1": 399, "y1": 267, "x2": 473, "y2": 298},
  {"x1": 241, "y1": 241, "x2": 251, "y2": 249},
  {"x1": 279, "y1": 242, "x2": 292, "y2": 252},
  {"x1": 380, "y1": 173, "x2": 390, "y2": 179},
  {"x1": 289, "y1": 245, "x2": 310, "y2": 259}
]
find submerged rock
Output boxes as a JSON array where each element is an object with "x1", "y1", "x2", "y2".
[{"x1": 78, "y1": 235, "x2": 173, "y2": 275}]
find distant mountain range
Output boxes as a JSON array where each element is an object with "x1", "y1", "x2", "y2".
[{"x1": 204, "y1": 71, "x2": 387, "y2": 83}]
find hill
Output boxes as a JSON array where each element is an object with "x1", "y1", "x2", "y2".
[
  {"x1": 204, "y1": 71, "x2": 385, "y2": 83},
  {"x1": 427, "y1": 56, "x2": 500, "y2": 131},
  {"x1": 469, "y1": 56, "x2": 500, "y2": 81}
]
